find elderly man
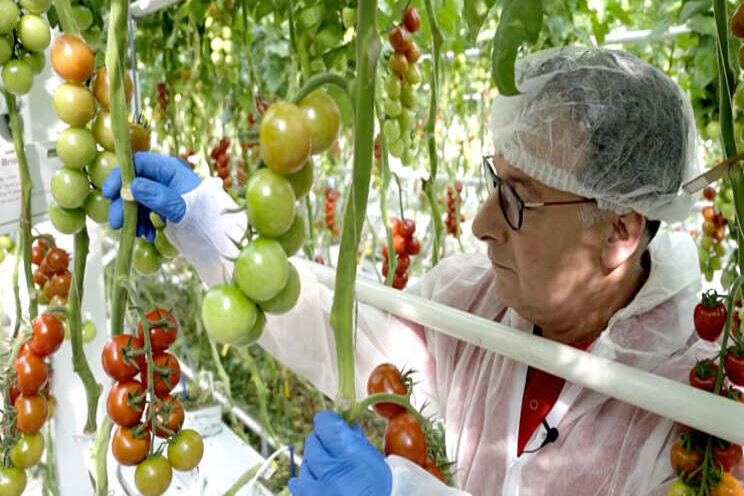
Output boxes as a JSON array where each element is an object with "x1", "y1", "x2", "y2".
[{"x1": 104, "y1": 47, "x2": 721, "y2": 495}]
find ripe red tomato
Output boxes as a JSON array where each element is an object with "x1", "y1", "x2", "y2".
[
  {"x1": 694, "y1": 298, "x2": 726, "y2": 341},
  {"x1": 711, "y1": 472, "x2": 744, "y2": 496},
  {"x1": 393, "y1": 235, "x2": 407, "y2": 255},
  {"x1": 704, "y1": 186, "x2": 717, "y2": 201},
  {"x1": 28, "y1": 313, "x2": 64, "y2": 357},
  {"x1": 167, "y1": 429, "x2": 204, "y2": 472},
  {"x1": 423, "y1": 456, "x2": 446, "y2": 483},
  {"x1": 400, "y1": 219, "x2": 415, "y2": 237},
  {"x1": 101, "y1": 335, "x2": 146, "y2": 382},
  {"x1": 390, "y1": 217, "x2": 401, "y2": 236},
  {"x1": 408, "y1": 237, "x2": 421, "y2": 255},
  {"x1": 389, "y1": 26, "x2": 413, "y2": 54},
  {"x1": 384, "y1": 412, "x2": 427, "y2": 465},
  {"x1": 725, "y1": 348, "x2": 744, "y2": 386},
  {"x1": 141, "y1": 352, "x2": 180, "y2": 398},
  {"x1": 670, "y1": 441, "x2": 702, "y2": 477},
  {"x1": 15, "y1": 394, "x2": 48, "y2": 435},
  {"x1": 393, "y1": 272, "x2": 409, "y2": 290},
  {"x1": 146, "y1": 396, "x2": 184, "y2": 438},
  {"x1": 32, "y1": 268, "x2": 48, "y2": 287},
  {"x1": 713, "y1": 442, "x2": 743, "y2": 472},
  {"x1": 39, "y1": 256, "x2": 54, "y2": 277},
  {"x1": 45, "y1": 247, "x2": 68, "y2": 273},
  {"x1": 406, "y1": 41, "x2": 421, "y2": 63},
  {"x1": 403, "y1": 7, "x2": 421, "y2": 33},
  {"x1": 137, "y1": 308, "x2": 177, "y2": 353},
  {"x1": 367, "y1": 363, "x2": 407, "y2": 419},
  {"x1": 107, "y1": 381, "x2": 145, "y2": 427},
  {"x1": 396, "y1": 254, "x2": 410, "y2": 275},
  {"x1": 49, "y1": 272, "x2": 71, "y2": 297},
  {"x1": 31, "y1": 245, "x2": 44, "y2": 265},
  {"x1": 689, "y1": 360, "x2": 719, "y2": 392},
  {"x1": 50, "y1": 34, "x2": 94, "y2": 83},
  {"x1": 111, "y1": 425, "x2": 150, "y2": 466},
  {"x1": 14, "y1": 353, "x2": 48, "y2": 396}
]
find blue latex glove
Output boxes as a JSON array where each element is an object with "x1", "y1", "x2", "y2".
[
  {"x1": 102, "y1": 152, "x2": 201, "y2": 241},
  {"x1": 289, "y1": 411, "x2": 392, "y2": 496}
]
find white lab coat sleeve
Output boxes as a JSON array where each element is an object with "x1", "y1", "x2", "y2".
[{"x1": 386, "y1": 456, "x2": 471, "y2": 495}]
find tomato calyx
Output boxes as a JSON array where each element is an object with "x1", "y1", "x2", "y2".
[{"x1": 689, "y1": 359, "x2": 720, "y2": 392}]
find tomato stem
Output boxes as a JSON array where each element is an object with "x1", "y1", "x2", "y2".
[
  {"x1": 12, "y1": 235, "x2": 21, "y2": 337},
  {"x1": 52, "y1": 0, "x2": 81, "y2": 36},
  {"x1": 376, "y1": 103, "x2": 397, "y2": 286},
  {"x1": 349, "y1": 392, "x2": 426, "y2": 428},
  {"x1": 235, "y1": 348, "x2": 280, "y2": 444},
  {"x1": 93, "y1": 417, "x2": 113, "y2": 496},
  {"x1": 291, "y1": 72, "x2": 351, "y2": 104}
]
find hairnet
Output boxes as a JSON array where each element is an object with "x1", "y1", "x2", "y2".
[{"x1": 490, "y1": 46, "x2": 699, "y2": 223}]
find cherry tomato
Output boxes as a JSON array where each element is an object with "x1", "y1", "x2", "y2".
[
  {"x1": 92, "y1": 66, "x2": 133, "y2": 109},
  {"x1": 146, "y1": 395, "x2": 184, "y2": 437},
  {"x1": 713, "y1": 442, "x2": 743, "y2": 472},
  {"x1": 141, "y1": 352, "x2": 180, "y2": 398},
  {"x1": 45, "y1": 247, "x2": 69, "y2": 273},
  {"x1": 234, "y1": 237, "x2": 289, "y2": 302},
  {"x1": 32, "y1": 268, "x2": 48, "y2": 287},
  {"x1": 9, "y1": 433, "x2": 44, "y2": 469},
  {"x1": 257, "y1": 263, "x2": 300, "y2": 316},
  {"x1": 111, "y1": 425, "x2": 151, "y2": 466},
  {"x1": 130, "y1": 122, "x2": 151, "y2": 153},
  {"x1": 48, "y1": 202, "x2": 85, "y2": 235},
  {"x1": 367, "y1": 363, "x2": 407, "y2": 419},
  {"x1": 0, "y1": 1, "x2": 20, "y2": 35},
  {"x1": 393, "y1": 234, "x2": 407, "y2": 255},
  {"x1": 0, "y1": 467, "x2": 26, "y2": 496},
  {"x1": 51, "y1": 167, "x2": 90, "y2": 209},
  {"x1": 81, "y1": 320, "x2": 97, "y2": 343},
  {"x1": 137, "y1": 308, "x2": 177, "y2": 353},
  {"x1": 406, "y1": 41, "x2": 421, "y2": 64},
  {"x1": 167, "y1": 429, "x2": 204, "y2": 471},
  {"x1": 201, "y1": 284, "x2": 258, "y2": 345},
  {"x1": 393, "y1": 272, "x2": 409, "y2": 290},
  {"x1": 694, "y1": 300, "x2": 727, "y2": 341},
  {"x1": 245, "y1": 168, "x2": 296, "y2": 237},
  {"x1": 260, "y1": 101, "x2": 312, "y2": 174},
  {"x1": 50, "y1": 34, "x2": 94, "y2": 83},
  {"x1": 704, "y1": 187, "x2": 717, "y2": 201},
  {"x1": 286, "y1": 160, "x2": 314, "y2": 200},
  {"x1": 666, "y1": 480, "x2": 695, "y2": 496},
  {"x1": 101, "y1": 334, "x2": 146, "y2": 382},
  {"x1": 14, "y1": 353, "x2": 48, "y2": 396},
  {"x1": 133, "y1": 240, "x2": 161, "y2": 276},
  {"x1": 53, "y1": 83, "x2": 96, "y2": 126},
  {"x1": 31, "y1": 245, "x2": 45, "y2": 265},
  {"x1": 408, "y1": 237, "x2": 421, "y2": 255},
  {"x1": 1, "y1": 60, "x2": 33, "y2": 96},
  {"x1": 29, "y1": 313, "x2": 64, "y2": 357},
  {"x1": 670, "y1": 441, "x2": 702, "y2": 477},
  {"x1": 56, "y1": 126, "x2": 98, "y2": 170},
  {"x1": 384, "y1": 412, "x2": 427, "y2": 465},
  {"x1": 85, "y1": 190, "x2": 111, "y2": 224},
  {"x1": 423, "y1": 456, "x2": 446, "y2": 483},
  {"x1": 15, "y1": 394, "x2": 47, "y2": 434},
  {"x1": 135, "y1": 455, "x2": 173, "y2": 496},
  {"x1": 400, "y1": 219, "x2": 415, "y2": 237},
  {"x1": 20, "y1": 0, "x2": 51, "y2": 14},
  {"x1": 711, "y1": 472, "x2": 744, "y2": 496},
  {"x1": 389, "y1": 53, "x2": 409, "y2": 77},
  {"x1": 107, "y1": 381, "x2": 145, "y2": 427},
  {"x1": 71, "y1": 4, "x2": 92, "y2": 29},
  {"x1": 725, "y1": 348, "x2": 744, "y2": 386},
  {"x1": 689, "y1": 359, "x2": 719, "y2": 392},
  {"x1": 403, "y1": 7, "x2": 421, "y2": 33},
  {"x1": 17, "y1": 14, "x2": 50, "y2": 52},
  {"x1": 50, "y1": 272, "x2": 71, "y2": 297},
  {"x1": 396, "y1": 254, "x2": 410, "y2": 276},
  {"x1": 299, "y1": 90, "x2": 341, "y2": 154},
  {"x1": 389, "y1": 26, "x2": 413, "y2": 54},
  {"x1": 733, "y1": 3, "x2": 744, "y2": 38},
  {"x1": 276, "y1": 214, "x2": 306, "y2": 257},
  {"x1": 92, "y1": 111, "x2": 115, "y2": 151}
]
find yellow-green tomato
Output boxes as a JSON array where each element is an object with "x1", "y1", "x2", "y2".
[
  {"x1": 285, "y1": 160, "x2": 314, "y2": 200},
  {"x1": 93, "y1": 111, "x2": 115, "y2": 151},
  {"x1": 17, "y1": 14, "x2": 50, "y2": 52},
  {"x1": 258, "y1": 263, "x2": 300, "y2": 315},
  {"x1": 245, "y1": 168, "x2": 296, "y2": 237},
  {"x1": 134, "y1": 455, "x2": 172, "y2": 496},
  {"x1": 51, "y1": 167, "x2": 89, "y2": 209},
  {"x1": 0, "y1": 234, "x2": 14, "y2": 251},
  {"x1": 81, "y1": 320, "x2": 96, "y2": 343},
  {"x1": 0, "y1": 467, "x2": 26, "y2": 496},
  {"x1": 167, "y1": 429, "x2": 204, "y2": 472},
  {"x1": 666, "y1": 480, "x2": 694, "y2": 496},
  {"x1": 20, "y1": 51, "x2": 44, "y2": 74},
  {"x1": 260, "y1": 101, "x2": 312, "y2": 175},
  {"x1": 54, "y1": 83, "x2": 97, "y2": 126},
  {"x1": 19, "y1": 0, "x2": 51, "y2": 14},
  {"x1": 2, "y1": 60, "x2": 33, "y2": 96},
  {"x1": 56, "y1": 127, "x2": 97, "y2": 170},
  {"x1": 9, "y1": 433, "x2": 44, "y2": 469},
  {"x1": 84, "y1": 190, "x2": 110, "y2": 224},
  {"x1": 299, "y1": 90, "x2": 341, "y2": 154},
  {"x1": 132, "y1": 240, "x2": 161, "y2": 275},
  {"x1": 201, "y1": 284, "x2": 258, "y2": 345},
  {"x1": 71, "y1": 5, "x2": 93, "y2": 30},
  {"x1": 234, "y1": 237, "x2": 288, "y2": 302},
  {"x1": 48, "y1": 202, "x2": 85, "y2": 234},
  {"x1": 275, "y1": 214, "x2": 305, "y2": 257},
  {"x1": 88, "y1": 151, "x2": 118, "y2": 189}
]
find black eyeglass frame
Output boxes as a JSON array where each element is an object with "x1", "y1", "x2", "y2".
[{"x1": 482, "y1": 155, "x2": 595, "y2": 231}]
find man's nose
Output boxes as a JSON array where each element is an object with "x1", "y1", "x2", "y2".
[{"x1": 472, "y1": 191, "x2": 509, "y2": 244}]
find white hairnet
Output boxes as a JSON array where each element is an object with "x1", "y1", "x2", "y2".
[{"x1": 490, "y1": 46, "x2": 700, "y2": 223}]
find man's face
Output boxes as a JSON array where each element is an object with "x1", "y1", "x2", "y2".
[{"x1": 472, "y1": 154, "x2": 605, "y2": 332}]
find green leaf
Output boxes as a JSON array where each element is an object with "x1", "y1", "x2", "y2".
[
  {"x1": 590, "y1": 11, "x2": 609, "y2": 45},
  {"x1": 464, "y1": 0, "x2": 496, "y2": 41},
  {"x1": 605, "y1": 0, "x2": 632, "y2": 26},
  {"x1": 679, "y1": 0, "x2": 711, "y2": 23},
  {"x1": 688, "y1": 14, "x2": 716, "y2": 37},
  {"x1": 491, "y1": 0, "x2": 543, "y2": 96}
]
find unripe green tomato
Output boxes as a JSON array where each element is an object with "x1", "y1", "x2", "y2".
[
  {"x1": 221, "y1": 26, "x2": 231, "y2": 39},
  {"x1": 245, "y1": 168, "x2": 296, "y2": 237},
  {"x1": 56, "y1": 127, "x2": 97, "y2": 169},
  {"x1": 0, "y1": 36, "x2": 12, "y2": 65},
  {"x1": 234, "y1": 237, "x2": 289, "y2": 302},
  {"x1": 232, "y1": 307, "x2": 265, "y2": 347},
  {"x1": 384, "y1": 75, "x2": 401, "y2": 98},
  {"x1": 725, "y1": 188, "x2": 735, "y2": 202},
  {"x1": 698, "y1": 247, "x2": 710, "y2": 264},
  {"x1": 700, "y1": 234, "x2": 713, "y2": 251},
  {"x1": 2, "y1": 60, "x2": 33, "y2": 96},
  {"x1": 275, "y1": 214, "x2": 306, "y2": 257},
  {"x1": 405, "y1": 64, "x2": 421, "y2": 85},
  {"x1": 704, "y1": 267, "x2": 714, "y2": 282},
  {"x1": 51, "y1": 167, "x2": 89, "y2": 209},
  {"x1": 18, "y1": 14, "x2": 50, "y2": 52},
  {"x1": 735, "y1": 83, "x2": 744, "y2": 110},
  {"x1": 71, "y1": 5, "x2": 93, "y2": 31},
  {"x1": 714, "y1": 241, "x2": 726, "y2": 257},
  {"x1": 93, "y1": 111, "x2": 115, "y2": 151},
  {"x1": 88, "y1": 151, "x2": 117, "y2": 189},
  {"x1": 0, "y1": 235, "x2": 13, "y2": 251},
  {"x1": 0, "y1": 466, "x2": 27, "y2": 496},
  {"x1": 20, "y1": 51, "x2": 44, "y2": 75},
  {"x1": 54, "y1": 84, "x2": 97, "y2": 126},
  {"x1": 286, "y1": 160, "x2": 314, "y2": 200},
  {"x1": 389, "y1": 138, "x2": 404, "y2": 158},
  {"x1": 9, "y1": 434, "x2": 44, "y2": 469},
  {"x1": 401, "y1": 149, "x2": 414, "y2": 166},
  {"x1": 154, "y1": 230, "x2": 179, "y2": 258},
  {"x1": 132, "y1": 240, "x2": 161, "y2": 275},
  {"x1": 84, "y1": 190, "x2": 110, "y2": 224},
  {"x1": 81, "y1": 320, "x2": 96, "y2": 343},
  {"x1": 399, "y1": 109, "x2": 415, "y2": 132},
  {"x1": 401, "y1": 84, "x2": 416, "y2": 108},
  {"x1": 258, "y1": 263, "x2": 300, "y2": 315},
  {"x1": 383, "y1": 119, "x2": 401, "y2": 143},
  {"x1": 721, "y1": 202, "x2": 735, "y2": 222},
  {"x1": 706, "y1": 121, "x2": 721, "y2": 141},
  {"x1": 201, "y1": 284, "x2": 257, "y2": 345},
  {"x1": 19, "y1": 0, "x2": 51, "y2": 14},
  {"x1": 48, "y1": 202, "x2": 85, "y2": 234},
  {"x1": 299, "y1": 90, "x2": 341, "y2": 154},
  {"x1": 0, "y1": 1, "x2": 20, "y2": 35},
  {"x1": 383, "y1": 99, "x2": 402, "y2": 118},
  {"x1": 711, "y1": 255, "x2": 722, "y2": 270}
]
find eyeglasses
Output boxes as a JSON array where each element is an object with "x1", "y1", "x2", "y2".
[{"x1": 482, "y1": 155, "x2": 594, "y2": 231}]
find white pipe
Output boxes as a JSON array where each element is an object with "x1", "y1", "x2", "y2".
[
  {"x1": 300, "y1": 260, "x2": 744, "y2": 445},
  {"x1": 129, "y1": 0, "x2": 183, "y2": 18}
]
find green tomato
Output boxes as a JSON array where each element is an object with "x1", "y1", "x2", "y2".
[
  {"x1": 700, "y1": 234, "x2": 713, "y2": 251},
  {"x1": 84, "y1": 190, "x2": 110, "y2": 224},
  {"x1": 0, "y1": 1, "x2": 20, "y2": 35},
  {"x1": 0, "y1": 235, "x2": 13, "y2": 250},
  {"x1": 56, "y1": 127, "x2": 97, "y2": 170},
  {"x1": 706, "y1": 121, "x2": 721, "y2": 141},
  {"x1": 0, "y1": 36, "x2": 12, "y2": 65},
  {"x1": 383, "y1": 119, "x2": 401, "y2": 143},
  {"x1": 245, "y1": 168, "x2": 296, "y2": 237},
  {"x1": 88, "y1": 151, "x2": 118, "y2": 189},
  {"x1": 134, "y1": 455, "x2": 172, "y2": 496},
  {"x1": 258, "y1": 263, "x2": 300, "y2": 315},
  {"x1": 71, "y1": 5, "x2": 93, "y2": 30},
  {"x1": 49, "y1": 202, "x2": 85, "y2": 234},
  {"x1": 383, "y1": 99, "x2": 402, "y2": 118},
  {"x1": 389, "y1": 138, "x2": 404, "y2": 158},
  {"x1": 299, "y1": 90, "x2": 341, "y2": 154},
  {"x1": 286, "y1": 160, "x2": 314, "y2": 200},
  {"x1": 2, "y1": 60, "x2": 33, "y2": 96},
  {"x1": 51, "y1": 167, "x2": 89, "y2": 209},
  {"x1": 260, "y1": 101, "x2": 312, "y2": 174},
  {"x1": 399, "y1": 109, "x2": 415, "y2": 132},
  {"x1": 19, "y1": 0, "x2": 51, "y2": 13},
  {"x1": 275, "y1": 214, "x2": 305, "y2": 257},
  {"x1": 401, "y1": 149, "x2": 414, "y2": 166},
  {"x1": 154, "y1": 230, "x2": 178, "y2": 258},
  {"x1": 401, "y1": 84, "x2": 416, "y2": 108},
  {"x1": 18, "y1": 14, "x2": 50, "y2": 52},
  {"x1": 384, "y1": 74, "x2": 401, "y2": 98},
  {"x1": 93, "y1": 111, "x2": 115, "y2": 151},
  {"x1": 714, "y1": 241, "x2": 726, "y2": 257},
  {"x1": 726, "y1": 188, "x2": 735, "y2": 202},
  {"x1": 167, "y1": 429, "x2": 204, "y2": 472},
  {"x1": 342, "y1": 7, "x2": 356, "y2": 28},
  {"x1": 20, "y1": 51, "x2": 45, "y2": 75},
  {"x1": 233, "y1": 307, "x2": 265, "y2": 346},
  {"x1": 201, "y1": 284, "x2": 257, "y2": 345},
  {"x1": 0, "y1": 467, "x2": 26, "y2": 496},
  {"x1": 234, "y1": 237, "x2": 288, "y2": 302},
  {"x1": 666, "y1": 481, "x2": 694, "y2": 496},
  {"x1": 9, "y1": 433, "x2": 44, "y2": 469},
  {"x1": 54, "y1": 83, "x2": 97, "y2": 126},
  {"x1": 132, "y1": 240, "x2": 161, "y2": 276},
  {"x1": 711, "y1": 255, "x2": 722, "y2": 270},
  {"x1": 404, "y1": 64, "x2": 421, "y2": 86},
  {"x1": 721, "y1": 202, "x2": 735, "y2": 222},
  {"x1": 81, "y1": 320, "x2": 96, "y2": 343},
  {"x1": 698, "y1": 247, "x2": 710, "y2": 264}
]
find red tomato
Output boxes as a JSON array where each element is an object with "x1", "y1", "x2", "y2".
[
  {"x1": 141, "y1": 352, "x2": 180, "y2": 398},
  {"x1": 725, "y1": 348, "x2": 744, "y2": 386},
  {"x1": 384, "y1": 412, "x2": 427, "y2": 465},
  {"x1": 49, "y1": 272, "x2": 71, "y2": 297},
  {"x1": 31, "y1": 245, "x2": 44, "y2": 265},
  {"x1": 393, "y1": 235, "x2": 407, "y2": 255},
  {"x1": 390, "y1": 217, "x2": 401, "y2": 236},
  {"x1": 393, "y1": 272, "x2": 409, "y2": 290},
  {"x1": 400, "y1": 219, "x2": 415, "y2": 238},
  {"x1": 670, "y1": 441, "x2": 702, "y2": 477},
  {"x1": 689, "y1": 359, "x2": 719, "y2": 392},
  {"x1": 39, "y1": 257, "x2": 54, "y2": 277},
  {"x1": 111, "y1": 425, "x2": 150, "y2": 466},
  {"x1": 388, "y1": 26, "x2": 413, "y2": 54},
  {"x1": 395, "y1": 254, "x2": 410, "y2": 276},
  {"x1": 694, "y1": 300, "x2": 727, "y2": 341},
  {"x1": 107, "y1": 381, "x2": 145, "y2": 427},
  {"x1": 704, "y1": 186, "x2": 717, "y2": 201},
  {"x1": 28, "y1": 314, "x2": 64, "y2": 357},
  {"x1": 101, "y1": 335, "x2": 146, "y2": 382},
  {"x1": 32, "y1": 268, "x2": 48, "y2": 286},
  {"x1": 367, "y1": 363, "x2": 407, "y2": 419},
  {"x1": 423, "y1": 456, "x2": 446, "y2": 483},
  {"x1": 403, "y1": 7, "x2": 421, "y2": 33},
  {"x1": 407, "y1": 237, "x2": 421, "y2": 255},
  {"x1": 137, "y1": 308, "x2": 177, "y2": 353},
  {"x1": 146, "y1": 396, "x2": 184, "y2": 438},
  {"x1": 713, "y1": 443, "x2": 743, "y2": 472},
  {"x1": 45, "y1": 247, "x2": 68, "y2": 272},
  {"x1": 14, "y1": 353, "x2": 48, "y2": 396},
  {"x1": 15, "y1": 394, "x2": 48, "y2": 435}
]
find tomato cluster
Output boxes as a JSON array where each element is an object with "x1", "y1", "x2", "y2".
[
  {"x1": 30, "y1": 236, "x2": 71, "y2": 306},
  {"x1": 324, "y1": 187, "x2": 340, "y2": 236},
  {"x1": 0, "y1": 0, "x2": 50, "y2": 97},
  {"x1": 382, "y1": 217, "x2": 421, "y2": 289},
  {"x1": 366, "y1": 363, "x2": 447, "y2": 484},
  {"x1": 697, "y1": 186, "x2": 735, "y2": 283},
  {"x1": 102, "y1": 308, "x2": 204, "y2": 496},
  {"x1": 669, "y1": 432, "x2": 743, "y2": 495},
  {"x1": 210, "y1": 137, "x2": 235, "y2": 191},
  {"x1": 381, "y1": 7, "x2": 422, "y2": 165},
  {"x1": 205, "y1": 2, "x2": 238, "y2": 79},
  {"x1": 444, "y1": 183, "x2": 464, "y2": 236}
]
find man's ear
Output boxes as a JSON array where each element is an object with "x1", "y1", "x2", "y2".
[{"x1": 600, "y1": 212, "x2": 645, "y2": 272}]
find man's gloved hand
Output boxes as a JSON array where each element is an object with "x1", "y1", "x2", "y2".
[
  {"x1": 289, "y1": 411, "x2": 392, "y2": 496},
  {"x1": 102, "y1": 152, "x2": 201, "y2": 241}
]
